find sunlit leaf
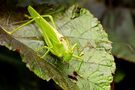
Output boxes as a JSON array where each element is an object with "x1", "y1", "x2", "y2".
[{"x1": 0, "y1": 5, "x2": 115, "y2": 90}]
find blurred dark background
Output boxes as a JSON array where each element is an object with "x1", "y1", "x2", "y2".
[
  {"x1": 1, "y1": 0, "x2": 135, "y2": 90},
  {"x1": 0, "y1": 46, "x2": 61, "y2": 90}
]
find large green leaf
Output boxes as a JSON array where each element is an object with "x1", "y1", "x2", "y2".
[{"x1": 0, "y1": 5, "x2": 115, "y2": 90}]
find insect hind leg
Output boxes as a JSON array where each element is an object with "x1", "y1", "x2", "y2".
[
  {"x1": 7, "y1": 18, "x2": 37, "y2": 35},
  {"x1": 25, "y1": 14, "x2": 56, "y2": 29},
  {"x1": 41, "y1": 15, "x2": 56, "y2": 29}
]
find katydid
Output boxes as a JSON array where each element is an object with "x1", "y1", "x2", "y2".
[{"x1": 4, "y1": 5, "x2": 81, "y2": 62}]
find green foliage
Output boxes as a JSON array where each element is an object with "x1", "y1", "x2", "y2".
[
  {"x1": 103, "y1": 8, "x2": 135, "y2": 62},
  {"x1": 0, "y1": 5, "x2": 115, "y2": 90},
  {"x1": 114, "y1": 69, "x2": 125, "y2": 83}
]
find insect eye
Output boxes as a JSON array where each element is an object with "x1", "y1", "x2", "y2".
[{"x1": 60, "y1": 37, "x2": 63, "y2": 41}]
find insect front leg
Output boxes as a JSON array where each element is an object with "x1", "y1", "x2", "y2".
[
  {"x1": 71, "y1": 43, "x2": 84, "y2": 72},
  {"x1": 72, "y1": 43, "x2": 83, "y2": 58}
]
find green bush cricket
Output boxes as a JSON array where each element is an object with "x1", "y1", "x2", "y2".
[{"x1": 3, "y1": 6, "x2": 82, "y2": 63}]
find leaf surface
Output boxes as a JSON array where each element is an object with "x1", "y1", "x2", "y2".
[{"x1": 0, "y1": 5, "x2": 115, "y2": 90}]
